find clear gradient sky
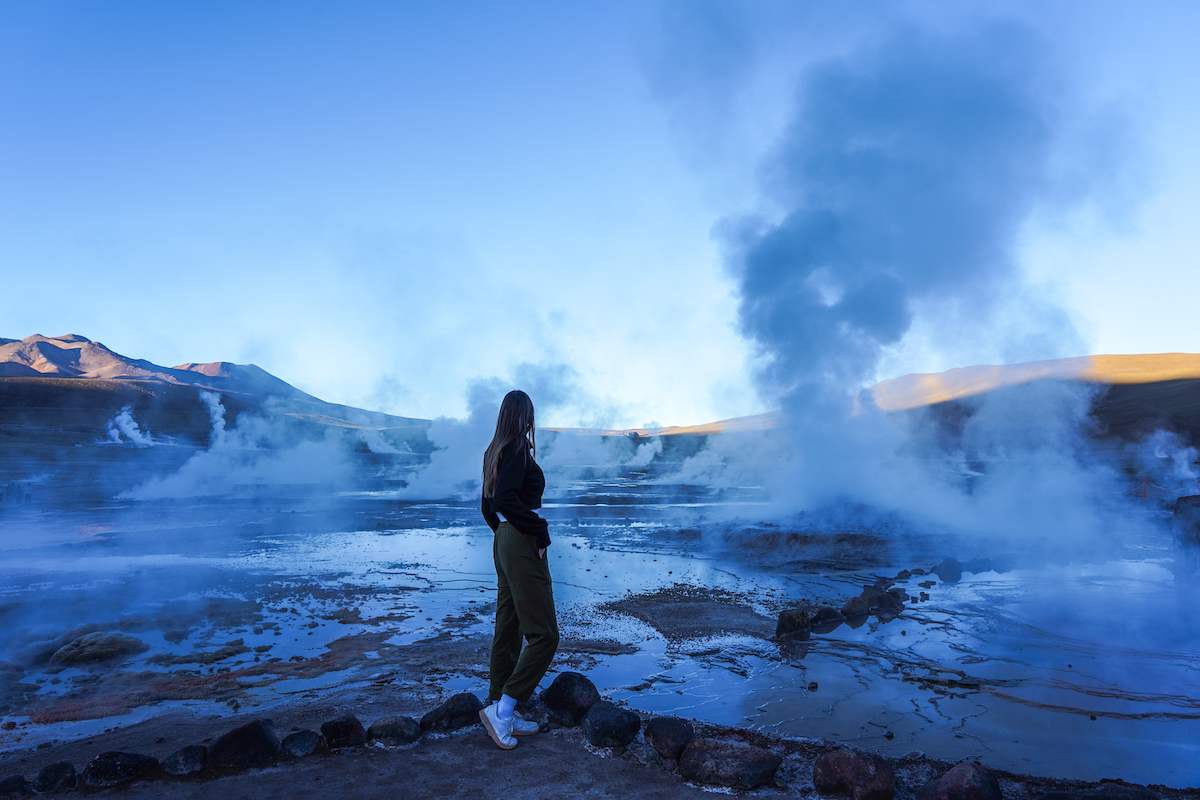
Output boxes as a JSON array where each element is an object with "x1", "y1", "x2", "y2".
[{"x1": 2, "y1": 1, "x2": 1198, "y2": 427}]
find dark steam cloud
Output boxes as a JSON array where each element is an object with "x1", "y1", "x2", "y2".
[{"x1": 730, "y1": 22, "x2": 1077, "y2": 405}]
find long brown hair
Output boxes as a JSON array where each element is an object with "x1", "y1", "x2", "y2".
[{"x1": 482, "y1": 390, "x2": 536, "y2": 497}]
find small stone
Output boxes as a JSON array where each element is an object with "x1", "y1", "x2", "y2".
[
  {"x1": 32, "y1": 762, "x2": 76, "y2": 793},
  {"x1": 282, "y1": 730, "x2": 327, "y2": 758},
  {"x1": 808, "y1": 681, "x2": 819, "y2": 691},
  {"x1": 162, "y1": 745, "x2": 206, "y2": 776},
  {"x1": 932, "y1": 558, "x2": 963, "y2": 584},
  {"x1": 814, "y1": 750, "x2": 896, "y2": 800},
  {"x1": 320, "y1": 715, "x2": 367, "y2": 749},
  {"x1": 0, "y1": 775, "x2": 28, "y2": 796},
  {"x1": 541, "y1": 672, "x2": 601, "y2": 727},
  {"x1": 420, "y1": 693, "x2": 485, "y2": 732},
  {"x1": 643, "y1": 716, "x2": 695, "y2": 760},
  {"x1": 896, "y1": 570, "x2": 912, "y2": 580},
  {"x1": 367, "y1": 716, "x2": 423, "y2": 747},
  {"x1": 811, "y1": 607, "x2": 846, "y2": 631},
  {"x1": 0, "y1": 722, "x2": 14, "y2": 731},
  {"x1": 81, "y1": 752, "x2": 158, "y2": 788},
  {"x1": 50, "y1": 633, "x2": 148, "y2": 664},
  {"x1": 581, "y1": 701, "x2": 641, "y2": 748},
  {"x1": 841, "y1": 597, "x2": 869, "y2": 618},
  {"x1": 918, "y1": 761, "x2": 1001, "y2": 800},
  {"x1": 775, "y1": 608, "x2": 811, "y2": 637},
  {"x1": 163, "y1": 630, "x2": 188, "y2": 644},
  {"x1": 207, "y1": 720, "x2": 281, "y2": 767},
  {"x1": 678, "y1": 738, "x2": 783, "y2": 790}
]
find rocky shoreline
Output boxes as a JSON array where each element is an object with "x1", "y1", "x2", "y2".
[{"x1": 0, "y1": 669, "x2": 1191, "y2": 799}]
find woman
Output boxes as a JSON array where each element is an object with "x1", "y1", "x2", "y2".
[{"x1": 478, "y1": 390, "x2": 559, "y2": 750}]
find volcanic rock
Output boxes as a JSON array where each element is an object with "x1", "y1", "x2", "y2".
[
  {"x1": 282, "y1": 730, "x2": 327, "y2": 758},
  {"x1": 876, "y1": 592, "x2": 906, "y2": 615},
  {"x1": 420, "y1": 693, "x2": 485, "y2": 732},
  {"x1": 162, "y1": 745, "x2": 206, "y2": 776},
  {"x1": 81, "y1": 752, "x2": 158, "y2": 787},
  {"x1": 541, "y1": 672, "x2": 601, "y2": 726},
  {"x1": 933, "y1": 558, "x2": 963, "y2": 584},
  {"x1": 50, "y1": 632, "x2": 148, "y2": 664},
  {"x1": 368, "y1": 716, "x2": 423, "y2": 746},
  {"x1": 11, "y1": 624, "x2": 105, "y2": 667},
  {"x1": 811, "y1": 607, "x2": 846, "y2": 632},
  {"x1": 841, "y1": 597, "x2": 869, "y2": 618},
  {"x1": 0, "y1": 775, "x2": 28, "y2": 796},
  {"x1": 32, "y1": 761, "x2": 76, "y2": 793},
  {"x1": 918, "y1": 761, "x2": 1001, "y2": 800},
  {"x1": 775, "y1": 608, "x2": 811, "y2": 637},
  {"x1": 678, "y1": 738, "x2": 782, "y2": 790},
  {"x1": 207, "y1": 720, "x2": 281, "y2": 767},
  {"x1": 860, "y1": 587, "x2": 885, "y2": 609},
  {"x1": 581, "y1": 701, "x2": 641, "y2": 748},
  {"x1": 813, "y1": 750, "x2": 895, "y2": 800},
  {"x1": 643, "y1": 716, "x2": 695, "y2": 760},
  {"x1": 320, "y1": 715, "x2": 367, "y2": 749}
]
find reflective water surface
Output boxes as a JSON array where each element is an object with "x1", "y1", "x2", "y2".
[{"x1": 0, "y1": 472, "x2": 1197, "y2": 786}]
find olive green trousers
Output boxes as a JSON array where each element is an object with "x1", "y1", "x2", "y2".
[{"x1": 489, "y1": 522, "x2": 559, "y2": 703}]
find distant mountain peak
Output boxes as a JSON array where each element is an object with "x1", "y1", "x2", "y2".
[{"x1": 0, "y1": 333, "x2": 315, "y2": 401}]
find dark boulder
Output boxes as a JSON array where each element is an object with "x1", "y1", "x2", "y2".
[
  {"x1": 678, "y1": 738, "x2": 782, "y2": 790},
  {"x1": 207, "y1": 719, "x2": 281, "y2": 767},
  {"x1": 643, "y1": 716, "x2": 695, "y2": 760},
  {"x1": 875, "y1": 592, "x2": 906, "y2": 615},
  {"x1": 368, "y1": 716, "x2": 423, "y2": 747},
  {"x1": 811, "y1": 607, "x2": 846, "y2": 632},
  {"x1": 320, "y1": 715, "x2": 367, "y2": 749},
  {"x1": 841, "y1": 597, "x2": 869, "y2": 618},
  {"x1": 50, "y1": 633, "x2": 148, "y2": 664},
  {"x1": 162, "y1": 745, "x2": 206, "y2": 776},
  {"x1": 932, "y1": 558, "x2": 963, "y2": 584},
  {"x1": 0, "y1": 775, "x2": 28, "y2": 796},
  {"x1": 420, "y1": 692, "x2": 485, "y2": 732},
  {"x1": 581, "y1": 701, "x2": 641, "y2": 748},
  {"x1": 541, "y1": 672, "x2": 601, "y2": 726},
  {"x1": 918, "y1": 761, "x2": 1001, "y2": 800},
  {"x1": 32, "y1": 762, "x2": 76, "y2": 793},
  {"x1": 81, "y1": 752, "x2": 158, "y2": 787},
  {"x1": 814, "y1": 750, "x2": 895, "y2": 800},
  {"x1": 860, "y1": 587, "x2": 885, "y2": 609},
  {"x1": 282, "y1": 730, "x2": 327, "y2": 758},
  {"x1": 775, "y1": 608, "x2": 811, "y2": 637}
]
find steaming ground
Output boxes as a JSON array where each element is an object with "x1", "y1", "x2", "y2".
[{"x1": 1, "y1": 465, "x2": 1197, "y2": 787}]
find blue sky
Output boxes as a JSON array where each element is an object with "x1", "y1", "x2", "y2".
[{"x1": 2, "y1": 1, "x2": 1198, "y2": 427}]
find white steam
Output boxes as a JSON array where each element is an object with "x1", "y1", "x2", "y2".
[{"x1": 104, "y1": 405, "x2": 155, "y2": 448}]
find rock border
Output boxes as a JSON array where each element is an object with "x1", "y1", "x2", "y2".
[{"x1": 0, "y1": 666, "x2": 1182, "y2": 799}]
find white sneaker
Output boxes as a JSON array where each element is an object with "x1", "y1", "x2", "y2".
[
  {"x1": 479, "y1": 703, "x2": 517, "y2": 750},
  {"x1": 510, "y1": 712, "x2": 540, "y2": 736}
]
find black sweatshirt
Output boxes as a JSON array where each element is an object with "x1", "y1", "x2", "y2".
[{"x1": 481, "y1": 439, "x2": 550, "y2": 550}]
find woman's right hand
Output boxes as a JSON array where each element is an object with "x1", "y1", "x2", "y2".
[{"x1": 538, "y1": 548, "x2": 546, "y2": 559}]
